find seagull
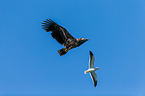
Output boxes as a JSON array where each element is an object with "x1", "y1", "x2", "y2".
[{"x1": 84, "y1": 51, "x2": 100, "y2": 87}]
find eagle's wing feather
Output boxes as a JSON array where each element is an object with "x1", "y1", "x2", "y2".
[
  {"x1": 59, "y1": 26, "x2": 75, "y2": 40},
  {"x1": 42, "y1": 19, "x2": 75, "y2": 45}
]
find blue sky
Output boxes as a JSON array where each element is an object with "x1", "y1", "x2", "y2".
[{"x1": 0, "y1": 0, "x2": 145, "y2": 96}]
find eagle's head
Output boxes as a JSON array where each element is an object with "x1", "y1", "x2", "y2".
[{"x1": 77, "y1": 38, "x2": 89, "y2": 46}]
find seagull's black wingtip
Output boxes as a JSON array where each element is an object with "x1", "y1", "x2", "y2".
[
  {"x1": 89, "y1": 50, "x2": 93, "y2": 55},
  {"x1": 94, "y1": 82, "x2": 97, "y2": 87}
]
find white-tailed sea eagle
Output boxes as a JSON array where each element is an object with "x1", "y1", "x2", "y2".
[{"x1": 42, "y1": 19, "x2": 89, "y2": 56}]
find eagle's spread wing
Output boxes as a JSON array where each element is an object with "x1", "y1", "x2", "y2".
[
  {"x1": 89, "y1": 51, "x2": 95, "y2": 68},
  {"x1": 42, "y1": 19, "x2": 75, "y2": 45},
  {"x1": 90, "y1": 72, "x2": 97, "y2": 87}
]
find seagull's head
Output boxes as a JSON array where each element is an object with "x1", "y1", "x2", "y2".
[
  {"x1": 77, "y1": 38, "x2": 89, "y2": 46},
  {"x1": 95, "y1": 67, "x2": 100, "y2": 71}
]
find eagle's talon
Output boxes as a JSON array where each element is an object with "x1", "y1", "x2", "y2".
[{"x1": 65, "y1": 49, "x2": 68, "y2": 52}]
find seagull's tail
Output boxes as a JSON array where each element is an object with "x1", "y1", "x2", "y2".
[
  {"x1": 84, "y1": 71, "x2": 87, "y2": 74},
  {"x1": 84, "y1": 70, "x2": 89, "y2": 74},
  {"x1": 58, "y1": 48, "x2": 68, "y2": 56}
]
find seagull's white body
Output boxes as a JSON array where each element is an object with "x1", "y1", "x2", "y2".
[
  {"x1": 84, "y1": 51, "x2": 100, "y2": 87},
  {"x1": 85, "y1": 67, "x2": 100, "y2": 73}
]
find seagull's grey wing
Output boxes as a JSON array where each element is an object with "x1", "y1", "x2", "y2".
[
  {"x1": 90, "y1": 71, "x2": 97, "y2": 87},
  {"x1": 89, "y1": 51, "x2": 95, "y2": 68}
]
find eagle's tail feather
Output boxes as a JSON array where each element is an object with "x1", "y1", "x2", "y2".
[
  {"x1": 42, "y1": 19, "x2": 55, "y2": 32},
  {"x1": 58, "y1": 48, "x2": 68, "y2": 56}
]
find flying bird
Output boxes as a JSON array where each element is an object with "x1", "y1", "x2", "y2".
[
  {"x1": 84, "y1": 51, "x2": 100, "y2": 87},
  {"x1": 42, "y1": 19, "x2": 89, "y2": 56}
]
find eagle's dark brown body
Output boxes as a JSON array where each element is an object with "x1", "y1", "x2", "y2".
[{"x1": 42, "y1": 19, "x2": 89, "y2": 56}]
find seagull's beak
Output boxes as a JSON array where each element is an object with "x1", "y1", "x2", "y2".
[{"x1": 98, "y1": 68, "x2": 101, "y2": 70}]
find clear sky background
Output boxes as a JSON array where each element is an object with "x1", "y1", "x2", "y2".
[{"x1": 0, "y1": 0, "x2": 145, "y2": 96}]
